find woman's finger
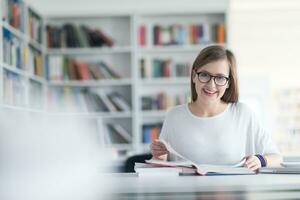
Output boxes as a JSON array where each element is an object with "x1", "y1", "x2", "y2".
[
  {"x1": 152, "y1": 151, "x2": 168, "y2": 157},
  {"x1": 245, "y1": 161, "x2": 257, "y2": 169},
  {"x1": 249, "y1": 165, "x2": 259, "y2": 171},
  {"x1": 244, "y1": 156, "x2": 256, "y2": 165},
  {"x1": 151, "y1": 144, "x2": 167, "y2": 150}
]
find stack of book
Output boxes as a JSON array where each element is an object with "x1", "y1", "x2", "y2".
[{"x1": 134, "y1": 162, "x2": 191, "y2": 176}]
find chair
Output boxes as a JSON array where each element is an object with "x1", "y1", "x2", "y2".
[{"x1": 124, "y1": 153, "x2": 152, "y2": 172}]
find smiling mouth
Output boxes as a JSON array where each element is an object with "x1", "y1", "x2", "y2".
[{"x1": 202, "y1": 88, "x2": 217, "y2": 96}]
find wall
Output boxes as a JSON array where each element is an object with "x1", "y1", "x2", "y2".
[
  {"x1": 229, "y1": 0, "x2": 300, "y2": 154},
  {"x1": 26, "y1": 0, "x2": 228, "y2": 16},
  {"x1": 229, "y1": 0, "x2": 300, "y2": 88}
]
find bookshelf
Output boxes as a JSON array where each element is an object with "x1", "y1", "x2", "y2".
[
  {"x1": 0, "y1": 0, "x2": 228, "y2": 164},
  {"x1": 1, "y1": 0, "x2": 46, "y2": 109},
  {"x1": 135, "y1": 12, "x2": 226, "y2": 152},
  {"x1": 44, "y1": 15, "x2": 135, "y2": 158}
]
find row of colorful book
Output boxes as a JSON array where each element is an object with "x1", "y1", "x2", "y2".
[
  {"x1": 141, "y1": 92, "x2": 189, "y2": 111},
  {"x1": 46, "y1": 24, "x2": 114, "y2": 48},
  {"x1": 47, "y1": 88, "x2": 131, "y2": 112},
  {"x1": 47, "y1": 56, "x2": 121, "y2": 81},
  {"x1": 140, "y1": 57, "x2": 191, "y2": 78},
  {"x1": 3, "y1": 28, "x2": 43, "y2": 76},
  {"x1": 139, "y1": 22, "x2": 225, "y2": 46},
  {"x1": 142, "y1": 123, "x2": 162, "y2": 143}
]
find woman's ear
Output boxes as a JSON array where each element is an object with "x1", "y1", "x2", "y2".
[{"x1": 192, "y1": 70, "x2": 197, "y2": 83}]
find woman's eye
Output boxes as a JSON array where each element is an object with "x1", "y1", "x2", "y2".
[
  {"x1": 216, "y1": 76, "x2": 225, "y2": 81},
  {"x1": 200, "y1": 73, "x2": 209, "y2": 78}
]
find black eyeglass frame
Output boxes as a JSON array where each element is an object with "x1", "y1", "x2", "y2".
[{"x1": 195, "y1": 71, "x2": 230, "y2": 86}]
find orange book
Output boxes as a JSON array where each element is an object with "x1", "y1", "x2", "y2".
[
  {"x1": 217, "y1": 23, "x2": 225, "y2": 44},
  {"x1": 150, "y1": 127, "x2": 159, "y2": 142}
]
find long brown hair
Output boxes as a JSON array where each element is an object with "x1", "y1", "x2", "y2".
[{"x1": 190, "y1": 45, "x2": 239, "y2": 103}]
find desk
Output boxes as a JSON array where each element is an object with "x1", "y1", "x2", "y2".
[{"x1": 105, "y1": 174, "x2": 300, "y2": 199}]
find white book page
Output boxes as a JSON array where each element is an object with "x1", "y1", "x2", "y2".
[{"x1": 157, "y1": 139, "x2": 249, "y2": 175}]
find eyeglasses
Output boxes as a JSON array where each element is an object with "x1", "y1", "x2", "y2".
[{"x1": 195, "y1": 71, "x2": 229, "y2": 86}]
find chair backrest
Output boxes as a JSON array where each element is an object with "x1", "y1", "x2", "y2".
[{"x1": 124, "y1": 153, "x2": 152, "y2": 172}]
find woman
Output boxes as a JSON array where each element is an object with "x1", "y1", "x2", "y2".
[{"x1": 150, "y1": 45, "x2": 282, "y2": 171}]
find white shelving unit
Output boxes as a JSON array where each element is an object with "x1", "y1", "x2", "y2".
[
  {"x1": 1, "y1": 0, "x2": 228, "y2": 164},
  {"x1": 0, "y1": 0, "x2": 46, "y2": 109},
  {"x1": 44, "y1": 14, "x2": 136, "y2": 160}
]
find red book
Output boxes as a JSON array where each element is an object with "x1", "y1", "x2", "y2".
[
  {"x1": 76, "y1": 62, "x2": 90, "y2": 80},
  {"x1": 153, "y1": 25, "x2": 161, "y2": 45},
  {"x1": 192, "y1": 25, "x2": 198, "y2": 44},
  {"x1": 12, "y1": 4, "x2": 20, "y2": 29},
  {"x1": 163, "y1": 59, "x2": 171, "y2": 77},
  {"x1": 139, "y1": 25, "x2": 146, "y2": 46}
]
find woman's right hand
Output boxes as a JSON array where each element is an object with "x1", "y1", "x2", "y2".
[{"x1": 150, "y1": 139, "x2": 168, "y2": 160}]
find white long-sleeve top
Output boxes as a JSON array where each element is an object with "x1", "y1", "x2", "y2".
[{"x1": 159, "y1": 102, "x2": 280, "y2": 165}]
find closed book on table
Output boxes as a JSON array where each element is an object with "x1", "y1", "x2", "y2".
[{"x1": 134, "y1": 162, "x2": 183, "y2": 176}]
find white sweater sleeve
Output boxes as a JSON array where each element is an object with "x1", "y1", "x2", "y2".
[
  {"x1": 249, "y1": 110, "x2": 280, "y2": 155},
  {"x1": 159, "y1": 110, "x2": 185, "y2": 161},
  {"x1": 159, "y1": 114, "x2": 170, "y2": 142}
]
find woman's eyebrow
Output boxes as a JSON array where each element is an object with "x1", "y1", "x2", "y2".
[{"x1": 198, "y1": 70, "x2": 227, "y2": 77}]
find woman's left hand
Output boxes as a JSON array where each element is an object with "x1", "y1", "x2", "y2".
[{"x1": 244, "y1": 155, "x2": 261, "y2": 171}]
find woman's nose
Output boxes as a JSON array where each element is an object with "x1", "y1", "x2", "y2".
[{"x1": 206, "y1": 78, "x2": 216, "y2": 87}]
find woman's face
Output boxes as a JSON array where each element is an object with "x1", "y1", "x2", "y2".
[{"x1": 192, "y1": 59, "x2": 230, "y2": 105}]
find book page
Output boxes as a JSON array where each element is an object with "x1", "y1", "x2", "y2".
[{"x1": 154, "y1": 139, "x2": 251, "y2": 175}]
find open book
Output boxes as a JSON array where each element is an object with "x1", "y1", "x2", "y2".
[{"x1": 145, "y1": 140, "x2": 255, "y2": 176}]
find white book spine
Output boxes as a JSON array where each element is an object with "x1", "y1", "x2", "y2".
[
  {"x1": 97, "y1": 91, "x2": 117, "y2": 112},
  {"x1": 110, "y1": 95, "x2": 130, "y2": 111},
  {"x1": 112, "y1": 124, "x2": 131, "y2": 142}
]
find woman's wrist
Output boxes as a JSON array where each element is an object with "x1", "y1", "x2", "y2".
[{"x1": 255, "y1": 154, "x2": 267, "y2": 167}]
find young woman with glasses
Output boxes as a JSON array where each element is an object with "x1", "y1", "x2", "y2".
[{"x1": 150, "y1": 45, "x2": 282, "y2": 171}]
